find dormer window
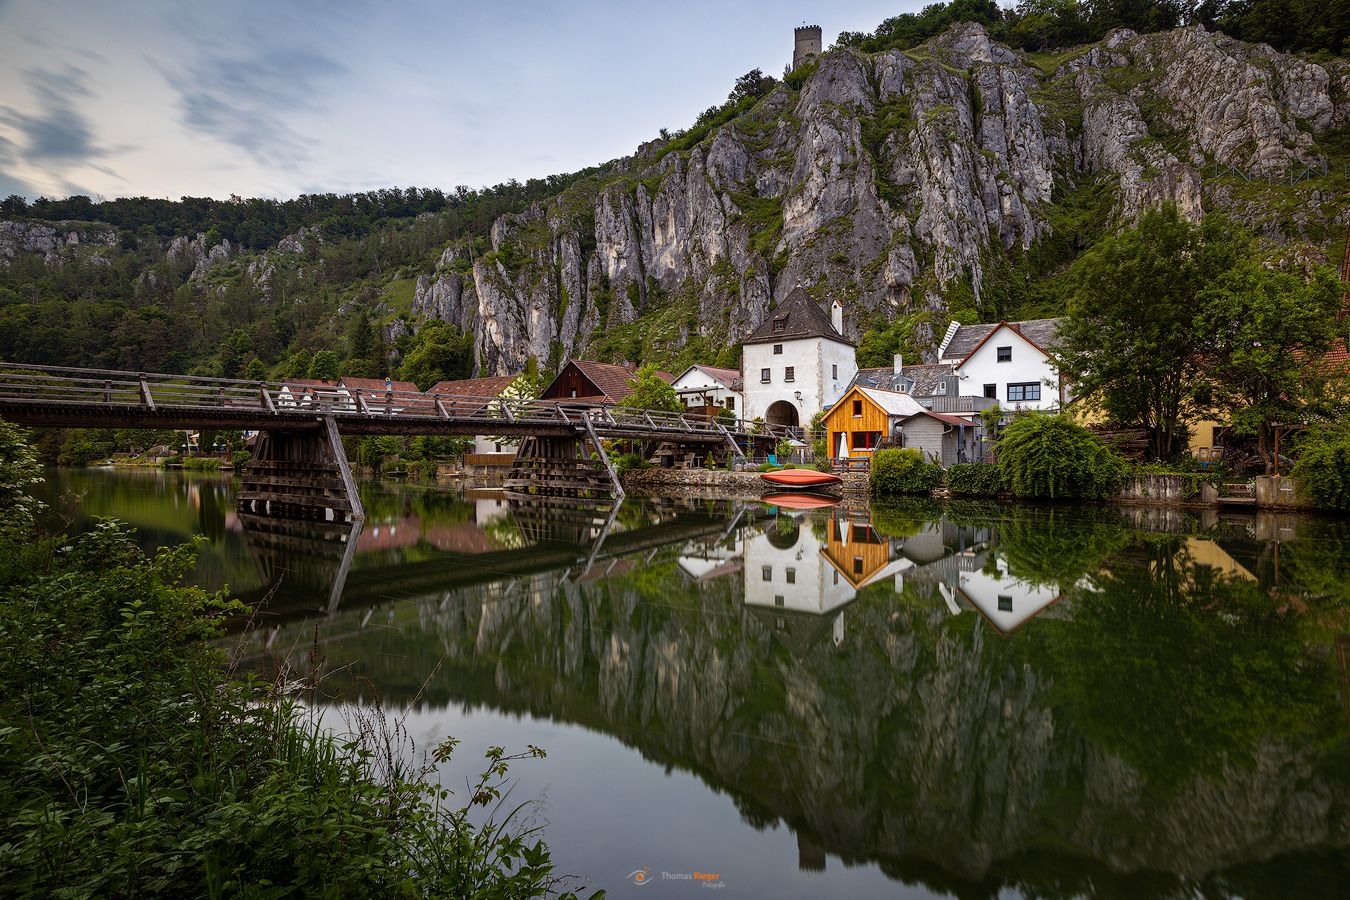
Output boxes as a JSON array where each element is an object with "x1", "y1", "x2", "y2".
[
  {"x1": 936, "y1": 380, "x2": 947, "y2": 394},
  {"x1": 997, "y1": 346, "x2": 1012, "y2": 363},
  {"x1": 772, "y1": 321, "x2": 786, "y2": 334}
]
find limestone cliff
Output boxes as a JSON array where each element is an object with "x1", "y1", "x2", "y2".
[{"x1": 448, "y1": 23, "x2": 1350, "y2": 373}]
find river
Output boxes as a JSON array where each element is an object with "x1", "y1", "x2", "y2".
[{"x1": 34, "y1": 467, "x2": 1350, "y2": 898}]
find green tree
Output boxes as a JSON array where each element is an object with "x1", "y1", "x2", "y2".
[
  {"x1": 218, "y1": 328, "x2": 254, "y2": 379},
  {"x1": 0, "y1": 418, "x2": 42, "y2": 549},
  {"x1": 243, "y1": 357, "x2": 268, "y2": 382},
  {"x1": 1198, "y1": 259, "x2": 1344, "y2": 472},
  {"x1": 399, "y1": 321, "x2": 474, "y2": 390},
  {"x1": 997, "y1": 413, "x2": 1130, "y2": 499},
  {"x1": 616, "y1": 364, "x2": 682, "y2": 413},
  {"x1": 1057, "y1": 206, "x2": 1246, "y2": 460},
  {"x1": 1292, "y1": 419, "x2": 1350, "y2": 511},
  {"x1": 308, "y1": 350, "x2": 340, "y2": 381},
  {"x1": 285, "y1": 348, "x2": 313, "y2": 379}
]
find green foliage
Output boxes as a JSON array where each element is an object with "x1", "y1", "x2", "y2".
[
  {"x1": 997, "y1": 413, "x2": 1130, "y2": 500},
  {"x1": 1292, "y1": 420, "x2": 1350, "y2": 511},
  {"x1": 945, "y1": 462, "x2": 1003, "y2": 496},
  {"x1": 1197, "y1": 257, "x2": 1344, "y2": 472},
  {"x1": 0, "y1": 433, "x2": 594, "y2": 898},
  {"x1": 0, "y1": 418, "x2": 43, "y2": 553},
  {"x1": 869, "y1": 447, "x2": 944, "y2": 495},
  {"x1": 399, "y1": 320, "x2": 474, "y2": 390},
  {"x1": 308, "y1": 349, "x2": 341, "y2": 381},
  {"x1": 783, "y1": 59, "x2": 819, "y2": 90},
  {"x1": 179, "y1": 456, "x2": 223, "y2": 471},
  {"x1": 613, "y1": 452, "x2": 652, "y2": 478},
  {"x1": 616, "y1": 364, "x2": 682, "y2": 413},
  {"x1": 1058, "y1": 206, "x2": 1248, "y2": 460}
]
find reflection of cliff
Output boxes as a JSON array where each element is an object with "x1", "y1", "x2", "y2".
[
  {"x1": 228, "y1": 500, "x2": 1350, "y2": 896},
  {"x1": 243, "y1": 513, "x2": 1350, "y2": 897}
]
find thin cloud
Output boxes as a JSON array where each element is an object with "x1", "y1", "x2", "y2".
[
  {"x1": 160, "y1": 46, "x2": 346, "y2": 169},
  {"x1": 0, "y1": 66, "x2": 103, "y2": 163}
]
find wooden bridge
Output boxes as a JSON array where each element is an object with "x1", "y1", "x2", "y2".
[{"x1": 0, "y1": 362, "x2": 784, "y2": 519}]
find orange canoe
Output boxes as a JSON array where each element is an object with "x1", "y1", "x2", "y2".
[
  {"x1": 760, "y1": 468, "x2": 843, "y2": 488},
  {"x1": 762, "y1": 492, "x2": 841, "y2": 510}
]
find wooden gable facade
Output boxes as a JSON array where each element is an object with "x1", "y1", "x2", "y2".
[
  {"x1": 540, "y1": 361, "x2": 606, "y2": 402},
  {"x1": 820, "y1": 385, "x2": 890, "y2": 460},
  {"x1": 820, "y1": 517, "x2": 890, "y2": 589}
]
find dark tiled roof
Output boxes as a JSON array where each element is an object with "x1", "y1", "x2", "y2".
[
  {"x1": 744, "y1": 287, "x2": 850, "y2": 346},
  {"x1": 566, "y1": 360, "x2": 673, "y2": 402},
  {"x1": 427, "y1": 376, "x2": 517, "y2": 398},
  {"x1": 941, "y1": 318, "x2": 1062, "y2": 362},
  {"x1": 426, "y1": 375, "x2": 518, "y2": 415},
  {"x1": 901, "y1": 409, "x2": 974, "y2": 427},
  {"x1": 852, "y1": 363, "x2": 954, "y2": 397},
  {"x1": 339, "y1": 376, "x2": 420, "y2": 393}
]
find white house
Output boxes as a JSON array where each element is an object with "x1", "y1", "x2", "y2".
[
  {"x1": 742, "y1": 287, "x2": 856, "y2": 433},
  {"x1": 937, "y1": 318, "x2": 1065, "y2": 412},
  {"x1": 670, "y1": 364, "x2": 742, "y2": 416}
]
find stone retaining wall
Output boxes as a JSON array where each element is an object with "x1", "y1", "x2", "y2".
[{"x1": 1115, "y1": 474, "x2": 1220, "y2": 506}]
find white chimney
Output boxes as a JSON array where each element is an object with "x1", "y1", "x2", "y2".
[
  {"x1": 831, "y1": 299, "x2": 844, "y2": 336},
  {"x1": 893, "y1": 353, "x2": 903, "y2": 375}
]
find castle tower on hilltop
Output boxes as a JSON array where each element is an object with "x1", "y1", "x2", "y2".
[{"x1": 793, "y1": 25, "x2": 822, "y2": 70}]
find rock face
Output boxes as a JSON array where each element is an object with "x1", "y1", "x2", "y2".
[
  {"x1": 166, "y1": 232, "x2": 235, "y2": 281},
  {"x1": 0, "y1": 220, "x2": 115, "y2": 267},
  {"x1": 434, "y1": 23, "x2": 1349, "y2": 373}
]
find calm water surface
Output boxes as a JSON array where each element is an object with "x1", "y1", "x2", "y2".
[{"x1": 36, "y1": 468, "x2": 1350, "y2": 898}]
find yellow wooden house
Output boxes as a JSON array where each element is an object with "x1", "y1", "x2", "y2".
[{"x1": 820, "y1": 385, "x2": 925, "y2": 462}]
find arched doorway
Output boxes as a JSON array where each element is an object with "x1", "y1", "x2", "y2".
[{"x1": 765, "y1": 400, "x2": 800, "y2": 430}]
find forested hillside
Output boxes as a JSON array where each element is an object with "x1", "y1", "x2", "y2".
[{"x1": 1, "y1": 0, "x2": 1348, "y2": 387}]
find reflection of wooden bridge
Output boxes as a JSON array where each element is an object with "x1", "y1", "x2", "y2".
[
  {"x1": 230, "y1": 498, "x2": 750, "y2": 625},
  {"x1": 0, "y1": 362, "x2": 787, "y2": 517}
]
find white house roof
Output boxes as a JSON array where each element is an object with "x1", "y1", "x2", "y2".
[
  {"x1": 940, "y1": 318, "x2": 1062, "y2": 364},
  {"x1": 672, "y1": 364, "x2": 743, "y2": 392},
  {"x1": 858, "y1": 387, "x2": 926, "y2": 417}
]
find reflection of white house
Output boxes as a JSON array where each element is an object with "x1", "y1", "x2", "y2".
[
  {"x1": 670, "y1": 365, "x2": 742, "y2": 416},
  {"x1": 742, "y1": 514, "x2": 854, "y2": 649},
  {"x1": 677, "y1": 532, "x2": 744, "y2": 583},
  {"x1": 339, "y1": 376, "x2": 421, "y2": 415},
  {"x1": 957, "y1": 556, "x2": 1062, "y2": 633},
  {"x1": 742, "y1": 287, "x2": 856, "y2": 433},
  {"x1": 937, "y1": 318, "x2": 1066, "y2": 412}
]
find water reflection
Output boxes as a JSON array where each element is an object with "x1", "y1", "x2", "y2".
[{"x1": 36, "y1": 469, "x2": 1350, "y2": 898}]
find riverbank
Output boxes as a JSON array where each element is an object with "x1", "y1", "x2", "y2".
[{"x1": 620, "y1": 467, "x2": 1321, "y2": 511}]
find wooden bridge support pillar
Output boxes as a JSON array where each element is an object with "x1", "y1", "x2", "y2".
[
  {"x1": 504, "y1": 433, "x2": 621, "y2": 499},
  {"x1": 237, "y1": 419, "x2": 365, "y2": 521}
]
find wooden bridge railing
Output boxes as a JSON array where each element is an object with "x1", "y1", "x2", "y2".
[{"x1": 0, "y1": 361, "x2": 797, "y2": 444}]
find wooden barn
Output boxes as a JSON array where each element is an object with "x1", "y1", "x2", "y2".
[{"x1": 539, "y1": 360, "x2": 673, "y2": 405}]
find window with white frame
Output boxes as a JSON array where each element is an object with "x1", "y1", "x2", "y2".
[
  {"x1": 1007, "y1": 382, "x2": 1041, "y2": 402},
  {"x1": 761, "y1": 368, "x2": 771, "y2": 383},
  {"x1": 784, "y1": 366, "x2": 795, "y2": 382}
]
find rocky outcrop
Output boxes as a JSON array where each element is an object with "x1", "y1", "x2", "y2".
[
  {"x1": 0, "y1": 220, "x2": 115, "y2": 267},
  {"x1": 166, "y1": 232, "x2": 234, "y2": 281},
  {"x1": 441, "y1": 23, "x2": 1349, "y2": 374}
]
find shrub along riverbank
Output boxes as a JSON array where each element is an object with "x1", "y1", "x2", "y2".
[
  {"x1": 870, "y1": 413, "x2": 1350, "y2": 512},
  {"x1": 0, "y1": 420, "x2": 599, "y2": 899}
]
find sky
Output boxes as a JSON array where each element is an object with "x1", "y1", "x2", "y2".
[{"x1": 0, "y1": 0, "x2": 933, "y2": 202}]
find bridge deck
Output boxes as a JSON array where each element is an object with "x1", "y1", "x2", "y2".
[{"x1": 0, "y1": 361, "x2": 788, "y2": 443}]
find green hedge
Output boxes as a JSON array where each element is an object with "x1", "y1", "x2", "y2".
[
  {"x1": 997, "y1": 414, "x2": 1129, "y2": 500},
  {"x1": 1292, "y1": 421, "x2": 1350, "y2": 512},
  {"x1": 945, "y1": 462, "x2": 1002, "y2": 496},
  {"x1": 870, "y1": 448, "x2": 943, "y2": 495}
]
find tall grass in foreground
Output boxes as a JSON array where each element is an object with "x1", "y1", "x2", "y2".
[{"x1": 0, "y1": 421, "x2": 599, "y2": 898}]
